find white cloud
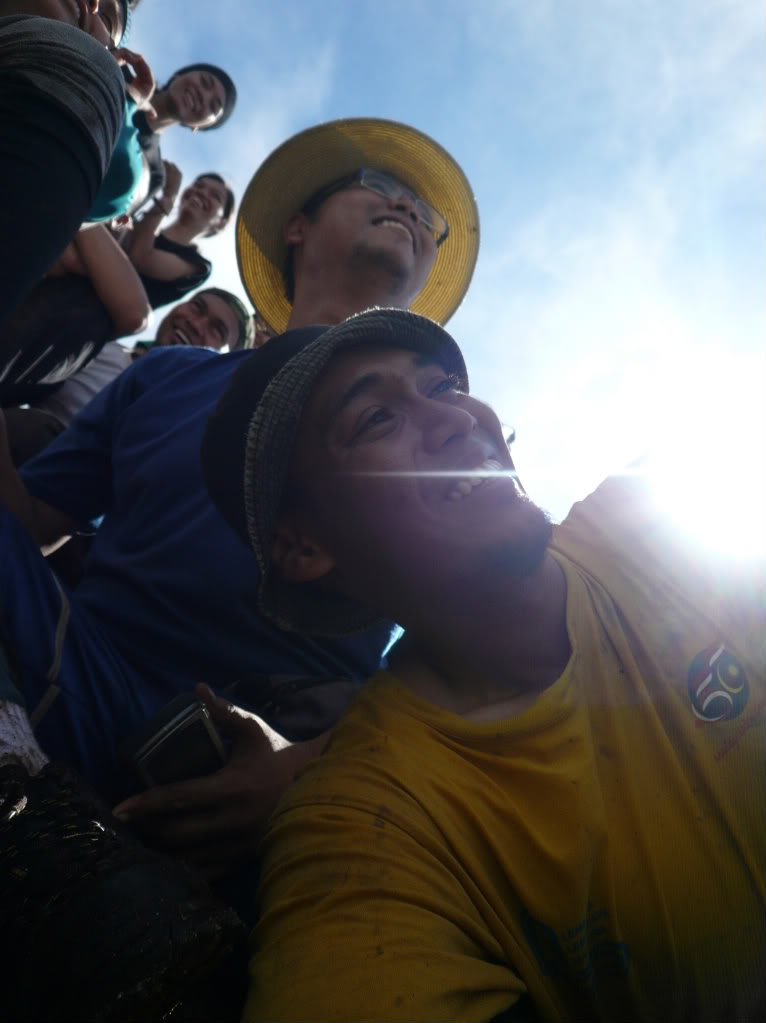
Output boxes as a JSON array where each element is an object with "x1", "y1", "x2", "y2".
[{"x1": 439, "y1": 0, "x2": 764, "y2": 518}]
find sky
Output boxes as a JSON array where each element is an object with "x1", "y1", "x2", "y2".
[{"x1": 129, "y1": 0, "x2": 764, "y2": 527}]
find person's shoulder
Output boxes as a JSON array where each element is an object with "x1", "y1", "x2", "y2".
[
  {"x1": 137, "y1": 344, "x2": 219, "y2": 365},
  {"x1": 274, "y1": 670, "x2": 436, "y2": 817},
  {"x1": 123, "y1": 343, "x2": 217, "y2": 383},
  {"x1": 552, "y1": 471, "x2": 659, "y2": 560},
  {"x1": 0, "y1": 14, "x2": 35, "y2": 31},
  {"x1": 131, "y1": 346, "x2": 256, "y2": 389}
]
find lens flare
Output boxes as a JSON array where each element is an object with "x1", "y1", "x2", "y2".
[{"x1": 348, "y1": 469, "x2": 520, "y2": 477}]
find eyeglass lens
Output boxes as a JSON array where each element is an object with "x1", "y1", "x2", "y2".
[{"x1": 360, "y1": 170, "x2": 447, "y2": 240}]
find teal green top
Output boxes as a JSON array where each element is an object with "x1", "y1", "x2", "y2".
[{"x1": 87, "y1": 96, "x2": 145, "y2": 222}]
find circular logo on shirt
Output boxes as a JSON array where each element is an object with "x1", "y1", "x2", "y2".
[{"x1": 688, "y1": 644, "x2": 749, "y2": 722}]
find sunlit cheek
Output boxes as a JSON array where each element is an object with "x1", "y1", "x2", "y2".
[{"x1": 643, "y1": 353, "x2": 766, "y2": 558}]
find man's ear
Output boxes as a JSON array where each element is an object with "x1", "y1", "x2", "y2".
[
  {"x1": 272, "y1": 517, "x2": 334, "y2": 583},
  {"x1": 283, "y1": 212, "x2": 307, "y2": 247}
]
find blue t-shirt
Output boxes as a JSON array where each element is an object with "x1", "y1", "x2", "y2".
[{"x1": 21, "y1": 347, "x2": 395, "y2": 710}]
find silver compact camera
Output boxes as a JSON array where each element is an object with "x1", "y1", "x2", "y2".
[{"x1": 120, "y1": 692, "x2": 227, "y2": 787}]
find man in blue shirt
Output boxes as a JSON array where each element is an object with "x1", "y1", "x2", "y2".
[
  {"x1": 0, "y1": 118, "x2": 479, "y2": 808},
  {"x1": 0, "y1": 116, "x2": 479, "y2": 1019}
]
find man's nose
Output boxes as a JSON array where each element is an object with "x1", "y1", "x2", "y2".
[
  {"x1": 389, "y1": 194, "x2": 419, "y2": 225},
  {"x1": 421, "y1": 400, "x2": 478, "y2": 453}
]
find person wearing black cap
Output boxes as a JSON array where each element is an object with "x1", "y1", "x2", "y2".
[
  {"x1": 199, "y1": 307, "x2": 765, "y2": 1023},
  {"x1": 151, "y1": 62, "x2": 237, "y2": 133}
]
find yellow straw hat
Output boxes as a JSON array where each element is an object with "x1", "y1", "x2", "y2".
[{"x1": 236, "y1": 117, "x2": 479, "y2": 333}]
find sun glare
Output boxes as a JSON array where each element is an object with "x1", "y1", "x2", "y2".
[{"x1": 641, "y1": 352, "x2": 766, "y2": 559}]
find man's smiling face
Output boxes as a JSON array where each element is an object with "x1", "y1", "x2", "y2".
[
  {"x1": 277, "y1": 345, "x2": 551, "y2": 620},
  {"x1": 156, "y1": 293, "x2": 239, "y2": 351},
  {"x1": 288, "y1": 176, "x2": 438, "y2": 307}
]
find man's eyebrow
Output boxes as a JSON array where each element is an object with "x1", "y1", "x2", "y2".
[
  {"x1": 323, "y1": 371, "x2": 383, "y2": 433},
  {"x1": 322, "y1": 353, "x2": 447, "y2": 432},
  {"x1": 414, "y1": 352, "x2": 442, "y2": 370}
]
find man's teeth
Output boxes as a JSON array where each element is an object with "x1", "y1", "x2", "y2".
[
  {"x1": 378, "y1": 219, "x2": 411, "y2": 240},
  {"x1": 447, "y1": 459, "x2": 504, "y2": 501},
  {"x1": 174, "y1": 328, "x2": 191, "y2": 345}
]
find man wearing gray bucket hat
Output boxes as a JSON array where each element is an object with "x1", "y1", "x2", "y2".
[{"x1": 201, "y1": 307, "x2": 765, "y2": 1023}]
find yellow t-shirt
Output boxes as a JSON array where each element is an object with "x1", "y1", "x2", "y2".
[{"x1": 246, "y1": 476, "x2": 765, "y2": 1023}]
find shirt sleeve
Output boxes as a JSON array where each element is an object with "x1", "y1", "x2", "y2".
[
  {"x1": 246, "y1": 785, "x2": 526, "y2": 1023},
  {"x1": 19, "y1": 352, "x2": 150, "y2": 525}
]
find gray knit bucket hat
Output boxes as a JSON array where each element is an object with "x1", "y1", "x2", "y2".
[{"x1": 202, "y1": 307, "x2": 469, "y2": 637}]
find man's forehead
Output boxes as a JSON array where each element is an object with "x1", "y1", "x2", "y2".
[
  {"x1": 180, "y1": 68, "x2": 225, "y2": 92},
  {"x1": 204, "y1": 294, "x2": 239, "y2": 332},
  {"x1": 378, "y1": 168, "x2": 415, "y2": 191},
  {"x1": 309, "y1": 345, "x2": 442, "y2": 422},
  {"x1": 313, "y1": 167, "x2": 419, "y2": 206},
  {"x1": 323, "y1": 344, "x2": 435, "y2": 384}
]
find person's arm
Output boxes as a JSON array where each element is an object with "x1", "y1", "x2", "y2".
[
  {"x1": 72, "y1": 225, "x2": 150, "y2": 337},
  {"x1": 111, "y1": 685, "x2": 329, "y2": 876},
  {"x1": 17, "y1": 352, "x2": 152, "y2": 543},
  {"x1": 0, "y1": 409, "x2": 77, "y2": 549},
  {"x1": 243, "y1": 765, "x2": 527, "y2": 1022},
  {"x1": 46, "y1": 241, "x2": 87, "y2": 278},
  {"x1": 124, "y1": 162, "x2": 196, "y2": 281}
]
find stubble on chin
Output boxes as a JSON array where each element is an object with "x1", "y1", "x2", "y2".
[
  {"x1": 348, "y1": 242, "x2": 411, "y2": 298},
  {"x1": 476, "y1": 502, "x2": 554, "y2": 580}
]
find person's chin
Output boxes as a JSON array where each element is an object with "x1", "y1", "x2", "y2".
[{"x1": 458, "y1": 496, "x2": 553, "y2": 577}]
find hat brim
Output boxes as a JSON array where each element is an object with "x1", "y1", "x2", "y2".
[
  {"x1": 240, "y1": 308, "x2": 469, "y2": 637},
  {"x1": 236, "y1": 118, "x2": 479, "y2": 333}
]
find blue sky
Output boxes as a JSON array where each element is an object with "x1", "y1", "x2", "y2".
[{"x1": 129, "y1": 0, "x2": 764, "y2": 524}]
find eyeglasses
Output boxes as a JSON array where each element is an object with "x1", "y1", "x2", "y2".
[
  {"x1": 304, "y1": 168, "x2": 450, "y2": 246},
  {"x1": 357, "y1": 169, "x2": 449, "y2": 246}
]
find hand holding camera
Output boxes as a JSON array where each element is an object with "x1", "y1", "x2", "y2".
[{"x1": 114, "y1": 684, "x2": 327, "y2": 877}]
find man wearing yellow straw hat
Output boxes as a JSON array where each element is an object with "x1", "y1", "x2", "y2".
[{"x1": 236, "y1": 117, "x2": 479, "y2": 332}]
